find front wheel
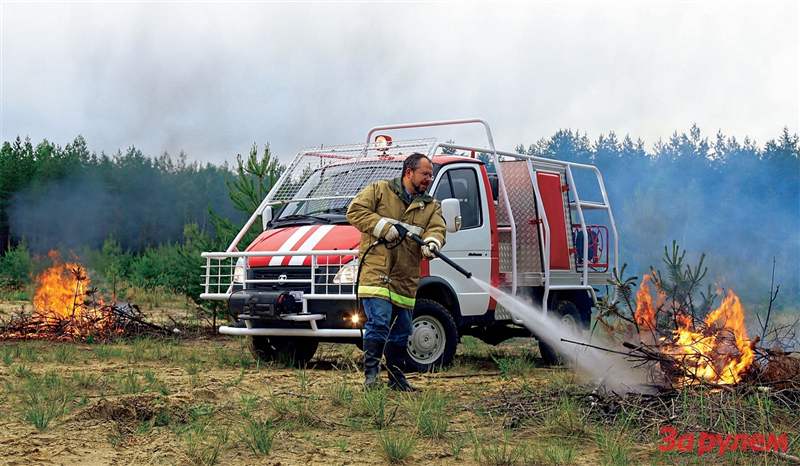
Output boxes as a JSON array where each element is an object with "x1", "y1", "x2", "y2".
[
  {"x1": 250, "y1": 336, "x2": 318, "y2": 367},
  {"x1": 404, "y1": 299, "x2": 459, "y2": 372}
]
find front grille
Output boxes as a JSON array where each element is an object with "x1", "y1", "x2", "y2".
[
  {"x1": 249, "y1": 266, "x2": 312, "y2": 293},
  {"x1": 247, "y1": 266, "x2": 354, "y2": 295},
  {"x1": 251, "y1": 267, "x2": 311, "y2": 281}
]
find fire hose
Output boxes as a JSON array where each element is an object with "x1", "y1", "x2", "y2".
[
  {"x1": 354, "y1": 222, "x2": 472, "y2": 325},
  {"x1": 354, "y1": 222, "x2": 472, "y2": 300}
]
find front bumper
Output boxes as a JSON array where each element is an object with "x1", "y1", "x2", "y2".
[
  {"x1": 218, "y1": 325, "x2": 362, "y2": 337},
  {"x1": 223, "y1": 290, "x2": 363, "y2": 338}
]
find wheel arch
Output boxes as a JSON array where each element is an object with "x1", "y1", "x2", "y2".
[
  {"x1": 539, "y1": 291, "x2": 593, "y2": 366},
  {"x1": 417, "y1": 276, "x2": 462, "y2": 322},
  {"x1": 549, "y1": 289, "x2": 594, "y2": 318}
]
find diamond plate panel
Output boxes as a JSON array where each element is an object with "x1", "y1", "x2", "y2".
[{"x1": 496, "y1": 160, "x2": 543, "y2": 277}]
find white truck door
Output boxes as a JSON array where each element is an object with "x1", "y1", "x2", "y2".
[{"x1": 430, "y1": 164, "x2": 491, "y2": 316}]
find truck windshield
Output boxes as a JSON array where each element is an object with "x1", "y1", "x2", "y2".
[{"x1": 273, "y1": 161, "x2": 404, "y2": 223}]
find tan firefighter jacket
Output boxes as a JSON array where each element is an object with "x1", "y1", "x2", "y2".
[{"x1": 346, "y1": 177, "x2": 447, "y2": 309}]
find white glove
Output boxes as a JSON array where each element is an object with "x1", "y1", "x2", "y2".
[
  {"x1": 421, "y1": 240, "x2": 439, "y2": 259},
  {"x1": 383, "y1": 225, "x2": 400, "y2": 242}
]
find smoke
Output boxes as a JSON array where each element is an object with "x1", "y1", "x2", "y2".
[
  {"x1": 10, "y1": 173, "x2": 115, "y2": 253},
  {"x1": 3, "y1": 2, "x2": 796, "y2": 291},
  {"x1": 523, "y1": 127, "x2": 800, "y2": 309},
  {"x1": 8, "y1": 153, "x2": 244, "y2": 253},
  {"x1": 611, "y1": 154, "x2": 799, "y2": 308}
]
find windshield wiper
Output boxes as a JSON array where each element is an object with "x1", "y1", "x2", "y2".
[{"x1": 274, "y1": 214, "x2": 333, "y2": 224}]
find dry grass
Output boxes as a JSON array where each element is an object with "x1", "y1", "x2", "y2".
[{"x1": 0, "y1": 317, "x2": 797, "y2": 464}]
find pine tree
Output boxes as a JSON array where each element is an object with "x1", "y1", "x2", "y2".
[{"x1": 226, "y1": 143, "x2": 282, "y2": 215}]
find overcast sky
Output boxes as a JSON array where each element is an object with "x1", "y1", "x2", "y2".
[{"x1": 1, "y1": 0, "x2": 797, "y2": 164}]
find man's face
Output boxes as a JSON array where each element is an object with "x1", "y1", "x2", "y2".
[{"x1": 405, "y1": 158, "x2": 434, "y2": 195}]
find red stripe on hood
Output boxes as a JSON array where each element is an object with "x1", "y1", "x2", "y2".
[
  {"x1": 246, "y1": 227, "x2": 299, "y2": 267},
  {"x1": 302, "y1": 225, "x2": 361, "y2": 266},
  {"x1": 280, "y1": 225, "x2": 320, "y2": 266},
  {"x1": 244, "y1": 225, "x2": 362, "y2": 268}
]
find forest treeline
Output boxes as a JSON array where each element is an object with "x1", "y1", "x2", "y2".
[
  {"x1": 0, "y1": 125, "x2": 797, "y2": 307},
  {"x1": 0, "y1": 135, "x2": 243, "y2": 253}
]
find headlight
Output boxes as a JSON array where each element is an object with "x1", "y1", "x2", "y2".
[
  {"x1": 232, "y1": 258, "x2": 246, "y2": 284},
  {"x1": 332, "y1": 263, "x2": 358, "y2": 284}
]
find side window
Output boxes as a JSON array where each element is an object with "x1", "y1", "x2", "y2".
[
  {"x1": 433, "y1": 176, "x2": 453, "y2": 200},
  {"x1": 433, "y1": 167, "x2": 482, "y2": 229}
]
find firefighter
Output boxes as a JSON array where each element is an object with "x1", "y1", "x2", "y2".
[{"x1": 346, "y1": 152, "x2": 447, "y2": 391}]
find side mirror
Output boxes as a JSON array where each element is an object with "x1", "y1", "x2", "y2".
[
  {"x1": 261, "y1": 206, "x2": 273, "y2": 230},
  {"x1": 441, "y1": 198, "x2": 462, "y2": 233}
]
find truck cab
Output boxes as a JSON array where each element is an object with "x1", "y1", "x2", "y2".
[{"x1": 201, "y1": 119, "x2": 619, "y2": 369}]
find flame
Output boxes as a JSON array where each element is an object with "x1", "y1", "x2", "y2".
[
  {"x1": 33, "y1": 251, "x2": 90, "y2": 321},
  {"x1": 675, "y1": 312, "x2": 693, "y2": 329},
  {"x1": 665, "y1": 289, "x2": 754, "y2": 385},
  {"x1": 634, "y1": 274, "x2": 657, "y2": 330},
  {"x1": 27, "y1": 251, "x2": 118, "y2": 341},
  {"x1": 1, "y1": 251, "x2": 128, "y2": 342}
]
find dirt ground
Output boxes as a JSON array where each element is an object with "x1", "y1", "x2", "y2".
[
  {"x1": 0, "y1": 301, "x2": 796, "y2": 465},
  {"x1": 0, "y1": 339, "x2": 573, "y2": 465}
]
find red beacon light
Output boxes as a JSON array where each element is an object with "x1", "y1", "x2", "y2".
[
  {"x1": 374, "y1": 134, "x2": 393, "y2": 148},
  {"x1": 374, "y1": 135, "x2": 393, "y2": 158}
]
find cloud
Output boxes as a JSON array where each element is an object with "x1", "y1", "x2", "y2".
[{"x1": 2, "y1": 1, "x2": 797, "y2": 163}]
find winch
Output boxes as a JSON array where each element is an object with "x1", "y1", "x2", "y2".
[{"x1": 240, "y1": 290, "x2": 301, "y2": 320}]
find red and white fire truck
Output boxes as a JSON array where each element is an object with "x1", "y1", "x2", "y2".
[{"x1": 200, "y1": 119, "x2": 619, "y2": 369}]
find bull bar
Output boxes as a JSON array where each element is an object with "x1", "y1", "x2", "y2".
[{"x1": 201, "y1": 249, "x2": 363, "y2": 337}]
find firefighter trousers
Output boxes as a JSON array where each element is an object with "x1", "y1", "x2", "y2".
[{"x1": 362, "y1": 297, "x2": 412, "y2": 346}]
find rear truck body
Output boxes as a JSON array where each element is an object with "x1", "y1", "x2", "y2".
[{"x1": 200, "y1": 119, "x2": 620, "y2": 368}]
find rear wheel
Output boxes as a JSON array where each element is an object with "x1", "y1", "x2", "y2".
[
  {"x1": 250, "y1": 336, "x2": 319, "y2": 367},
  {"x1": 404, "y1": 299, "x2": 459, "y2": 372},
  {"x1": 538, "y1": 299, "x2": 590, "y2": 366}
]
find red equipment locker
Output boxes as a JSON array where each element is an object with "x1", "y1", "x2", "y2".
[{"x1": 536, "y1": 171, "x2": 571, "y2": 270}]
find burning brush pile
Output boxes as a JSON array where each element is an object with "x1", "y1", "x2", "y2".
[
  {"x1": 482, "y1": 244, "x2": 798, "y2": 461},
  {"x1": 593, "y1": 243, "x2": 799, "y2": 391},
  {"x1": 0, "y1": 251, "x2": 174, "y2": 342},
  {"x1": 624, "y1": 275, "x2": 757, "y2": 388}
]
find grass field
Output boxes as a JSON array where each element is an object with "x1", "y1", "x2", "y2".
[{"x1": 0, "y1": 302, "x2": 797, "y2": 465}]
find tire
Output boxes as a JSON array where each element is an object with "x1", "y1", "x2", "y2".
[
  {"x1": 249, "y1": 336, "x2": 319, "y2": 367},
  {"x1": 404, "y1": 299, "x2": 459, "y2": 372},
  {"x1": 538, "y1": 300, "x2": 590, "y2": 366}
]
